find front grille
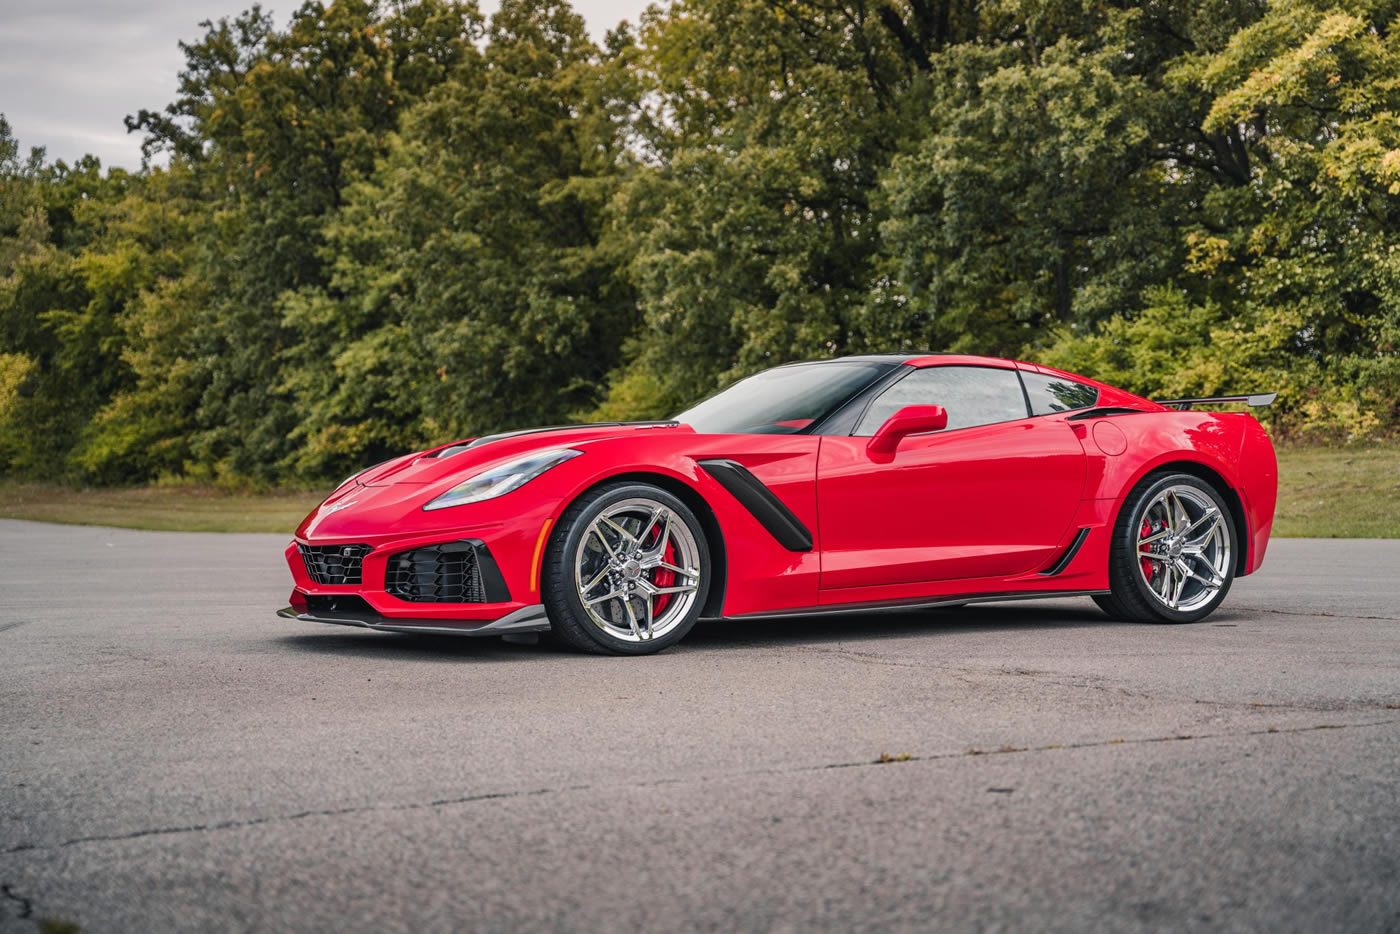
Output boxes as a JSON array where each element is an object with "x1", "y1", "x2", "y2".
[
  {"x1": 299, "y1": 544, "x2": 372, "y2": 585},
  {"x1": 385, "y1": 542, "x2": 486, "y2": 603}
]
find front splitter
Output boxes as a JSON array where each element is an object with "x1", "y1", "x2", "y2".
[{"x1": 277, "y1": 603, "x2": 551, "y2": 637}]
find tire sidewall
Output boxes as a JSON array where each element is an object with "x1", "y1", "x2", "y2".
[
  {"x1": 1118, "y1": 473, "x2": 1235, "y2": 623},
  {"x1": 546, "y1": 482, "x2": 711, "y2": 655}
]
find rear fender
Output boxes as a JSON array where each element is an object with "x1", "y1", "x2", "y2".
[{"x1": 1080, "y1": 412, "x2": 1272, "y2": 574}]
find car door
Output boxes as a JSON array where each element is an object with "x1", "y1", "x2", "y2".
[{"x1": 816, "y1": 363, "x2": 1086, "y2": 591}]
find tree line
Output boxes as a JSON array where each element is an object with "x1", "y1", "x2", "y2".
[{"x1": 2, "y1": 0, "x2": 1397, "y2": 487}]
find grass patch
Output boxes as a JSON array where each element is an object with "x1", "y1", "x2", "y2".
[
  {"x1": 0, "y1": 442, "x2": 1395, "y2": 536},
  {"x1": 0, "y1": 482, "x2": 322, "y2": 533},
  {"x1": 1273, "y1": 442, "x2": 1400, "y2": 538}
]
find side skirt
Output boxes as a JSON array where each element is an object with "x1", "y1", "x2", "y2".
[{"x1": 715, "y1": 589, "x2": 1110, "y2": 621}]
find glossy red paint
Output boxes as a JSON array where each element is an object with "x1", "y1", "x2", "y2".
[{"x1": 281, "y1": 354, "x2": 1278, "y2": 632}]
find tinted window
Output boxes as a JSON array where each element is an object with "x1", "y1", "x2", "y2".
[
  {"x1": 855, "y1": 366, "x2": 1028, "y2": 435},
  {"x1": 1022, "y1": 372, "x2": 1099, "y2": 415},
  {"x1": 675, "y1": 362, "x2": 893, "y2": 434}
]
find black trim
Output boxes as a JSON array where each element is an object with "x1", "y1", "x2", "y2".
[
  {"x1": 722, "y1": 589, "x2": 1111, "y2": 620},
  {"x1": 465, "y1": 538, "x2": 513, "y2": 603},
  {"x1": 1066, "y1": 407, "x2": 1148, "y2": 420},
  {"x1": 1039, "y1": 528, "x2": 1090, "y2": 576},
  {"x1": 1154, "y1": 393, "x2": 1277, "y2": 411},
  {"x1": 1013, "y1": 370, "x2": 1035, "y2": 419},
  {"x1": 697, "y1": 459, "x2": 814, "y2": 552},
  {"x1": 808, "y1": 363, "x2": 911, "y2": 436}
]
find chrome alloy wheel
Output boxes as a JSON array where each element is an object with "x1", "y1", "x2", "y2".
[
  {"x1": 573, "y1": 497, "x2": 702, "y2": 643},
  {"x1": 1135, "y1": 484, "x2": 1232, "y2": 613}
]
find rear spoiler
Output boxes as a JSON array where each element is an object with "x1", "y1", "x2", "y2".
[{"x1": 1154, "y1": 392, "x2": 1277, "y2": 411}]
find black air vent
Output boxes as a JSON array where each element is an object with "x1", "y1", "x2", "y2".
[
  {"x1": 299, "y1": 544, "x2": 372, "y2": 585},
  {"x1": 386, "y1": 542, "x2": 487, "y2": 603}
]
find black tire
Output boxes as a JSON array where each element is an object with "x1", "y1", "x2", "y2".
[
  {"x1": 543, "y1": 481, "x2": 711, "y2": 655},
  {"x1": 1095, "y1": 472, "x2": 1236, "y2": 624}
]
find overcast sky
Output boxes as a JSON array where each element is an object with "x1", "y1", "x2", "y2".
[{"x1": 0, "y1": 0, "x2": 646, "y2": 172}]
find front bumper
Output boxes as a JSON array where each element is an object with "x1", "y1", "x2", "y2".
[
  {"x1": 283, "y1": 524, "x2": 545, "y2": 620},
  {"x1": 278, "y1": 597, "x2": 551, "y2": 637}
]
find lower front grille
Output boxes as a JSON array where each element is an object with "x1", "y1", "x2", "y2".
[
  {"x1": 386, "y1": 542, "x2": 487, "y2": 603},
  {"x1": 299, "y1": 543, "x2": 372, "y2": 585}
]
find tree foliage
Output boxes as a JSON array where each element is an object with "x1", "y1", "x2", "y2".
[{"x1": 2, "y1": 0, "x2": 1398, "y2": 487}]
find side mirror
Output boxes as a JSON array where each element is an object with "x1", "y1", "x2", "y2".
[{"x1": 867, "y1": 405, "x2": 948, "y2": 456}]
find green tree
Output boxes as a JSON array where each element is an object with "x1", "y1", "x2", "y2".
[
  {"x1": 122, "y1": 0, "x2": 483, "y2": 482},
  {"x1": 279, "y1": 0, "x2": 638, "y2": 476}
]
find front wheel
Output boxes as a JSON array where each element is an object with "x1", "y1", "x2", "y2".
[
  {"x1": 542, "y1": 482, "x2": 711, "y2": 655},
  {"x1": 1094, "y1": 473, "x2": 1235, "y2": 624}
]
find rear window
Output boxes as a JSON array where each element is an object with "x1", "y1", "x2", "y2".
[{"x1": 1022, "y1": 372, "x2": 1099, "y2": 415}]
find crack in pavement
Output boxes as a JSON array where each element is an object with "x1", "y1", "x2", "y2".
[
  {"x1": 3, "y1": 718, "x2": 1395, "y2": 857},
  {"x1": 1234, "y1": 605, "x2": 1400, "y2": 622},
  {"x1": 773, "y1": 647, "x2": 1396, "y2": 713},
  {"x1": 0, "y1": 621, "x2": 28, "y2": 635},
  {"x1": 1, "y1": 883, "x2": 34, "y2": 920}
]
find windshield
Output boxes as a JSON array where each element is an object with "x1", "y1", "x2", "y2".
[{"x1": 674, "y1": 361, "x2": 895, "y2": 434}]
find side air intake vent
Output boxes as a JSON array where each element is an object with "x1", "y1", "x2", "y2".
[{"x1": 386, "y1": 542, "x2": 488, "y2": 603}]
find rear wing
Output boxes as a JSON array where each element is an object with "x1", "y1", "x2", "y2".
[{"x1": 1154, "y1": 392, "x2": 1277, "y2": 411}]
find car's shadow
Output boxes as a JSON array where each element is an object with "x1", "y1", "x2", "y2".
[{"x1": 273, "y1": 598, "x2": 1251, "y2": 661}]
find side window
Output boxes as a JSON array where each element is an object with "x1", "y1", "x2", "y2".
[
  {"x1": 1021, "y1": 372, "x2": 1099, "y2": 415},
  {"x1": 855, "y1": 366, "x2": 1029, "y2": 435}
]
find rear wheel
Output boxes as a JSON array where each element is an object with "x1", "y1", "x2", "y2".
[
  {"x1": 1094, "y1": 473, "x2": 1235, "y2": 623},
  {"x1": 543, "y1": 482, "x2": 710, "y2": 655}
]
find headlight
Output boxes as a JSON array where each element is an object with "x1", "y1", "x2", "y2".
[{"x1": 423, "y1": 448, "x2": 582, "y2": 511}]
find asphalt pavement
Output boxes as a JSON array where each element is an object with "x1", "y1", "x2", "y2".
[{"x1": 1, "y1": 519, "x2": 1397, "y2": 932}]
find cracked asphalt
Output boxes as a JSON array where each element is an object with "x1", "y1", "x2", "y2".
[{"x1": 1, "y1": 519, "x2": 1397, "y2": 932}]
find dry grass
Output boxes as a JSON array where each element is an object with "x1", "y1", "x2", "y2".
[
  {"x1": 0, "y1": 483, "x2": 321, "y2": 533},
  {"x1": 0, "y1": 443, "x2": 1395, "y2": 536}
]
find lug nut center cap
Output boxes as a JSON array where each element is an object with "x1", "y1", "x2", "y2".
[{"x1": 622, "y1": 560, "x2": 642, "y2": 579}]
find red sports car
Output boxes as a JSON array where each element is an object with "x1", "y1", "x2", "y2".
[{"x1": 279, "y1": 354, "x2": 1278, "y2": 655}]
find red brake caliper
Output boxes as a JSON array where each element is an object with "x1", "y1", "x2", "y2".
[
  {"x1": 1140, "y1": 518, "x2": 1168, "y2": 580},
  {"x1": 652, "y1": 539, "x2": 676, "y2": 616}
]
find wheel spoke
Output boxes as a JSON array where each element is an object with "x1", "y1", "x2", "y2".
[
  {"x1": 1183, "y1": 516, "x2": 1224, "y2": 554},
  {"x1": 1139, "y1": 528, "x2": 1172, "y2": 546},
  {"x1": 1181, "y1": 506, "x2": 1219, "y2": 539},
  {"x1": 1170, "y1": 563, "x2": 1187, "y2": 607},
  {"x1": 584, "y1": 588, "x2": 624, "y2": 606},
  {"x1": 1182, "y1": 555, "x2": 1224, "y2": 588},
  {"x1": 649, "y1": 560, "x2": 697, "y2": 577},
  {"x1": 599, "y1": 515, "x2": 639, "y2": 547},
  {"x1": 590, "y1": 524, "x2": 619, "y2": 561},
  {"x1": 622, "y1": 594, "x2": 645, "y2": 640},
  {"x1": 643, "y1": 511, "x2": 673, "y2": 559},
  {"x1": 1167, "y1": 490, "x2": 1187, "y2": 534},
  {"x1": 635, "y1": 507, "x2": 665, "y2": 551},
  {"x1": 646, "y1": 583, "x2": 697, "y2": 596},
  {"x1": 1137, "y1": 546, "x2": 1167, "y2": 560},
  {"x1": 1156, "y1": 562, "x2": 1173, "y2": 604},
  {"x1": 579, "y1": 565, "x2": 610, "y2": 596}
]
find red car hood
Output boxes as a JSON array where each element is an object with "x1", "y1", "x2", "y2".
[{"x1": 299, "y1": 422, "x2": 692, "y2": 540}]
